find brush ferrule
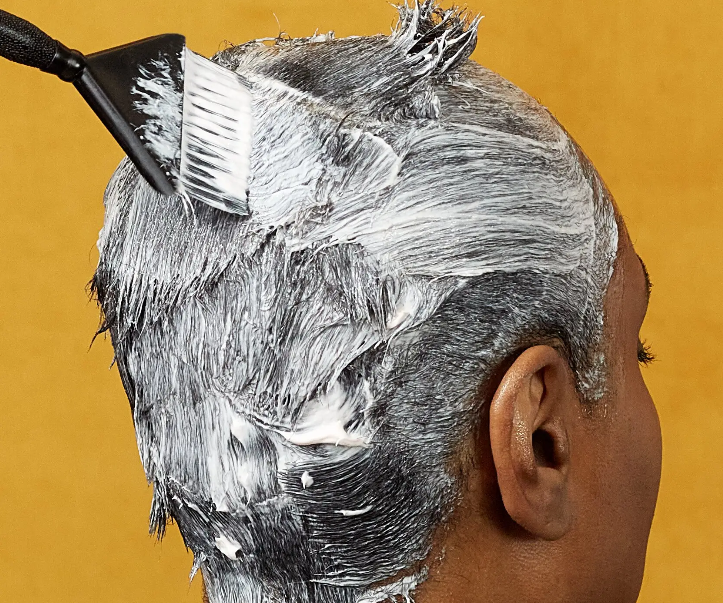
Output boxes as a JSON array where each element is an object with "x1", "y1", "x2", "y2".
[{"x1": 44, "y1": 42, "x2": 86, "y2": 82}]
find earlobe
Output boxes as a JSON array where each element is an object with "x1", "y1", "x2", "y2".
[{"x1": 488, "y1": 345, "x2": 575, "y2": 540}]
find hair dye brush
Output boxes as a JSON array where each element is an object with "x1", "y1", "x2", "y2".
[{"x1": 0, "y1": 9, "x2": 252, "y2": 214}]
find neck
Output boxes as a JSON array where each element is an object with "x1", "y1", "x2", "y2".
[{"x1": 200, "y1": 564, "x2": 425, "y2": 603}]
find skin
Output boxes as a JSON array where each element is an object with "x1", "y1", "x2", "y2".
[{"x1": 415, "y1": 219, "x2": 662, "y2": 603}]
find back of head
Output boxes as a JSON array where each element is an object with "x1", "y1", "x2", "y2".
[{"x1": 93, "y1": 2, "x2": 618, "y2": 601}]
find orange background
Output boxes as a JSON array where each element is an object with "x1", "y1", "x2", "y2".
[{"x1": 0, "y1": 1, "x2": 721, "y2": 601}]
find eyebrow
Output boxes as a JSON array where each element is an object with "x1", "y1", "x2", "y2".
[{"x1": 637, "y1": 254, "x2": 652, "y2": 305}]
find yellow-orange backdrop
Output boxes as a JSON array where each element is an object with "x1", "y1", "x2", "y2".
[{"x1": 0, "y1": 1, "x2": 720, "y2": 601}]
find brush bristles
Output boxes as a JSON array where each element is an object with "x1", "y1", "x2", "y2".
[{"x1": 180, "y1": 50, "x2": 253, "y2": 215}]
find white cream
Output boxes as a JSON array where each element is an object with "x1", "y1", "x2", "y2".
[
  {"x1": 301, "y1": 471, "x2": 314, "y2": 489},
  {"x1": 275, "y1": 380, "x2": 371, "y2": 447},
  {"x1": 336, "y1": 506, "x2": 373, "y2": 517},
  {"x1": 214, "y1": 534, "x2": 242, "y2": 560}
]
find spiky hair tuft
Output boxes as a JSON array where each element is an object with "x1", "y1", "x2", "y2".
[{"x1": 394, "y1": 1, "x2": 482, "y2": 77}]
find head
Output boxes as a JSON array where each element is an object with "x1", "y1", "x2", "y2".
[{"x1": 92, "y1": 3, "x2": 661, "y2": 602}]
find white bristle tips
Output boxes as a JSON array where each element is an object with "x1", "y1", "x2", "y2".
[{"x1": 179, "y1": 50, "x2": 253, "y2": 216}]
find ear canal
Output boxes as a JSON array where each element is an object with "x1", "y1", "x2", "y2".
[
  {"x1": 532, "y1": 429, "x2": 558, "y2": 469},
  {"x1": 532, "y1": 419, "x2": 571, "y2": 473}
]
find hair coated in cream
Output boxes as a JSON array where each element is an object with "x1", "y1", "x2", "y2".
[{"x1": 92, "y1": 2, "x2": 619, "y2": 602}]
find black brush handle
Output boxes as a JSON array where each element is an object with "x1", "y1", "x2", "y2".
[
  {"x1": 0, "y1": 9, "x2": 174, "y2": 195},
  {"x1": 0, "y1": 9, "x2": 85, "y2": 81}
]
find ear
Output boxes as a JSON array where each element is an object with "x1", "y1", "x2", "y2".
[{"x1": 488, "y1": 345, "x2": 576, "y2": 540}]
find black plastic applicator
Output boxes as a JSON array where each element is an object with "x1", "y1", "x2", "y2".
[{"x1": 0, "y1": 9, "x2": 252, "y2": 215}]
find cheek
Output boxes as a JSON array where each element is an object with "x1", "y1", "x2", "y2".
[
  {"x1": 623, "y1": 368, "x2": 662, "y2": 519},
  {"x1": 584, "y1": 364, "x2": 662, "y2": 601},
  {"x1": 606, "y1": 365, "x2": 662, "y2": 596},
  {"x1": 614, "y1": 324, "x2": 662, "y2": 524}
]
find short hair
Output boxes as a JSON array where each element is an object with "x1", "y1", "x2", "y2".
[{"x1": 93, "y1": 2, "x2": 618, "y2": 601}]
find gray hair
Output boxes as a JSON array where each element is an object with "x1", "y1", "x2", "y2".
[{"x1": 92, "y1": 2, "x2": 618, "y2": 602}]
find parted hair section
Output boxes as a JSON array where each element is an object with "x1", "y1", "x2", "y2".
[{"x1": 92, "y1": 2, "x2": 618, "y2": 602}]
